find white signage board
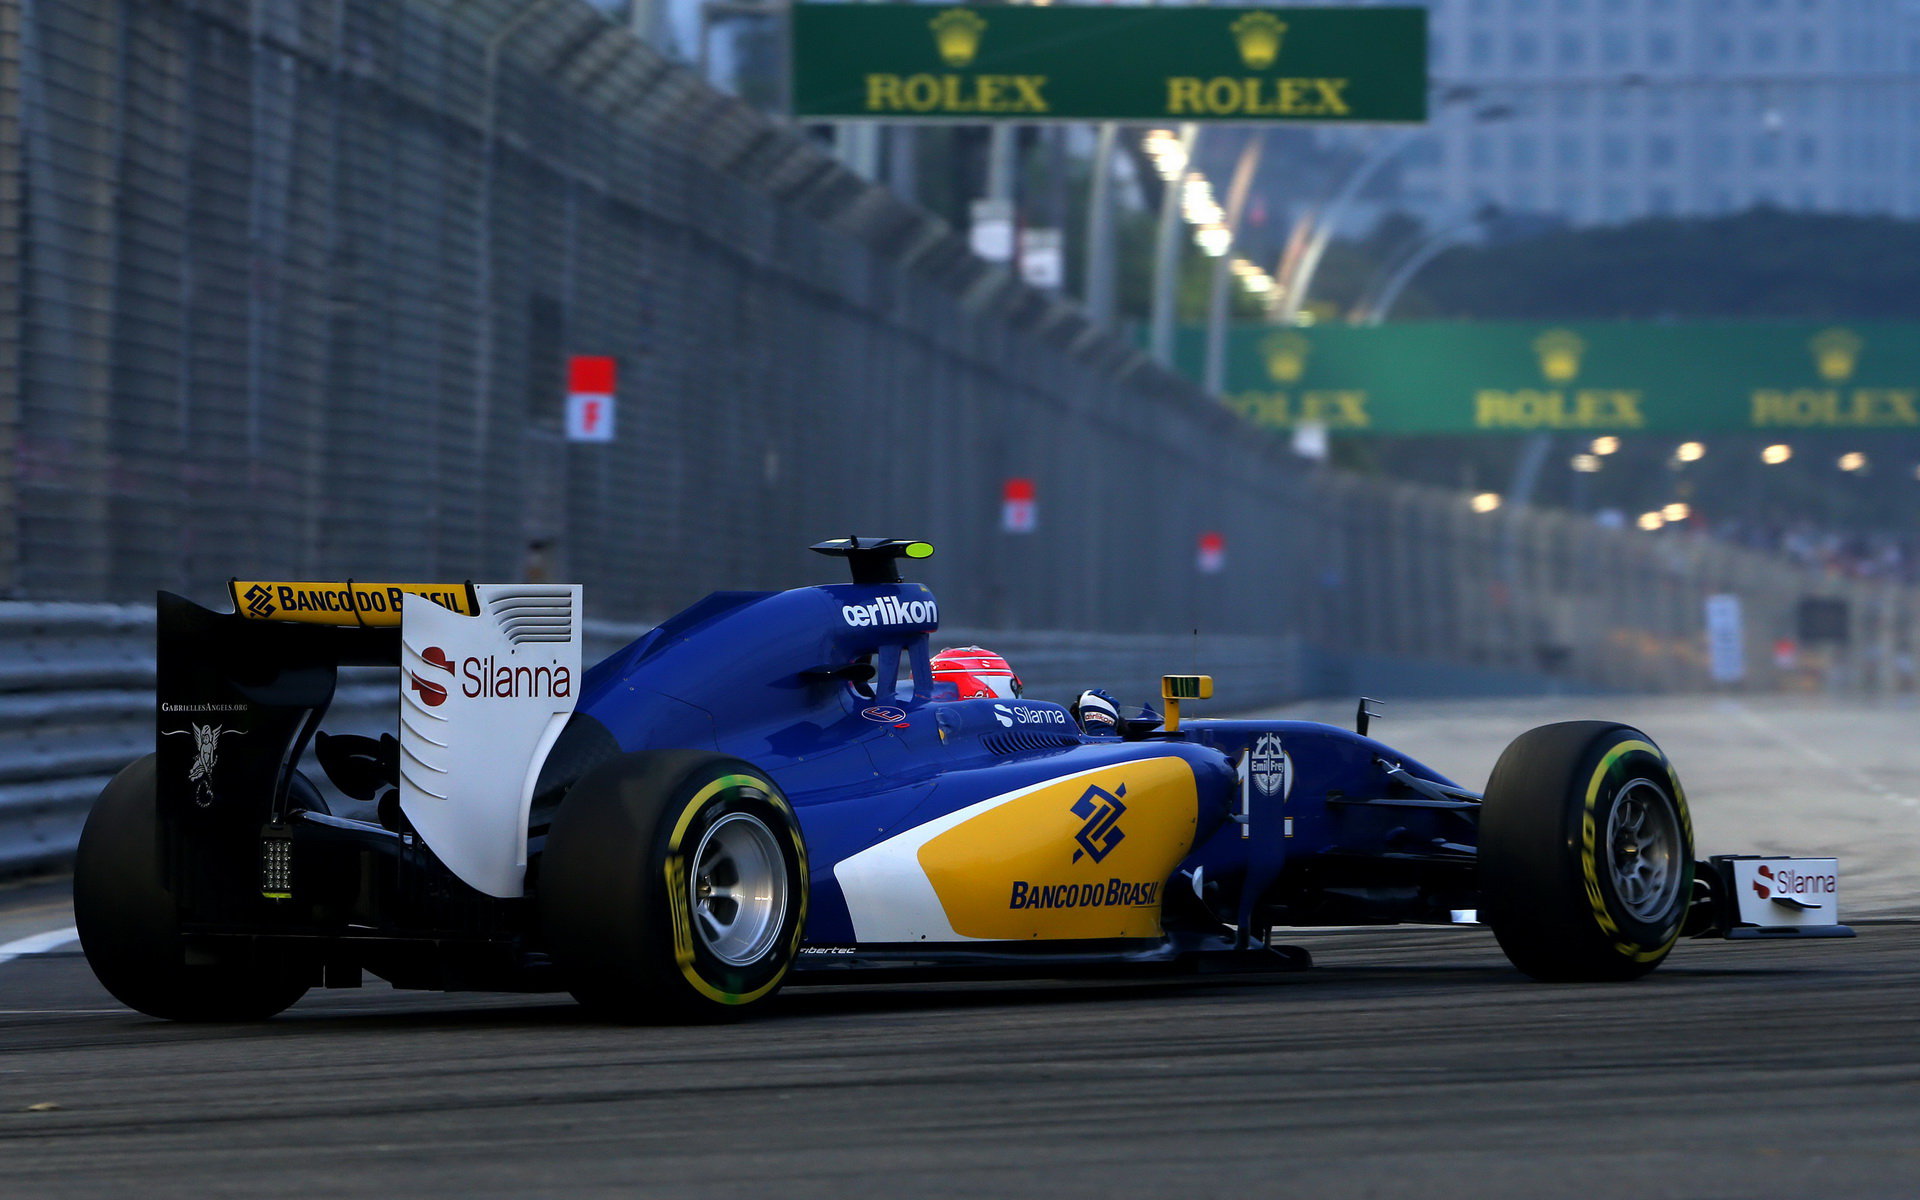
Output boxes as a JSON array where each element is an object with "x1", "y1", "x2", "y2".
[
  {"x1": 1705, "y1": 593, "x2": 1745, "y2": 683},
  {"x1": 566, "y1": 392, "x2": 615, "y2": 442},
  {"x1": 970, "y1": 199, "x2": 1014, "y2": 263},
  {"x1": 1019, "y1": 228, "x2": 1063, "y2": 289}
]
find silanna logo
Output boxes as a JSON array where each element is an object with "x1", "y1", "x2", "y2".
[
  {"x1": 994, "y1": 703, "x2": 1070, "y2": 729},
  {"x1": 841, "y1": 596, "x2": 938, "y2": 628},
  {"x1": 411, "y1": 646, "x2": 572, "y2": 705},
  {"x1": 410, "y1": 646, "x2": 455, "y2": 707},
  {"x1": 1754, "y1": 863, "x2": 1836, "y2": 902},
  {"x1": 1071, "y1": 783, "x2": 1126, "y2": 864}
]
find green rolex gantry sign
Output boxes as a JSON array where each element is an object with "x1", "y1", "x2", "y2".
[
  {"x1": 789, "y1": 4, "x2": 1428, "y2": 123},
  {"x1": 1172, "y1": 322, "x2": 1920, "y2": 434}
]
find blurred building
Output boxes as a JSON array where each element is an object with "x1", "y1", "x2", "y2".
[{"x1": 1323, "y1": 0, "x2": 1920, "y2": 228}]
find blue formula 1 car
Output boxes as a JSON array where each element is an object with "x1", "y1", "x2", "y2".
[{"x1": 74, "y1": 538, "x2": 1851, "y2": 1022}]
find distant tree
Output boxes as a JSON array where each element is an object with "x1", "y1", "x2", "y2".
[{"x1": 1396, "y1": 210, "x2": 1920, "y2": 321}]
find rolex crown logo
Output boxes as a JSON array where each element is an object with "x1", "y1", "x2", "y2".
[
  {"x1": 930, "y1": 8, "x2": 987, "y2": 69},
  {"x1": 1231, "y1": 12, "x2": 1288, "y2": 71},
  {"x1": 1533, "y1": 329, "x2": 1586, "y2": 384},
  {"x1": 1810, "y1": 327, "x2": 1862, "y2": 383},
  {"x1": 1261, "y1": 331, "x2": 1311, "y2": 383}
]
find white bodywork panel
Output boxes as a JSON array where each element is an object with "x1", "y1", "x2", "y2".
[
  {"x1": 398, "y1": 585, "x2": 582, "y2": 899},
  {"x1": 1729, "y1": 857, "x2": 1841, "y2": 929},
  {"x1": 834, "y1": 786, "x2": 1042, "y2": 944},
  {"x1": 834, "y1": 765, "x2": 1112, "y2": 944}
]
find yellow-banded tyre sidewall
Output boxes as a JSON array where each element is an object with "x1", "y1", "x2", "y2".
[
  {"x1": 1480, "y1": 722, "x2": 1694, "y2": 982},
  {"x1": 659, "y1": 775, "x2": 808, "y2": 1010},
  {"x1": 1575, "y1": 741, "x2": 1693, "y2": 967},
  {"x1": 540, "y1": 751, "x2": 808, "y2": 1023}
]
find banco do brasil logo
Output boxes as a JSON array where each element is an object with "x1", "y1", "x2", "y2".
[
  {"x1": 1071, "y1": 783, "x2": 1126, "y2": 863},
  {"x1": 242, "y1": 584, "x2": 276, "y2": 619}
]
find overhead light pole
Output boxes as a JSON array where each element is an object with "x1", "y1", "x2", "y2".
[
  {"x1": 1351, "y1": 206, "x2": 1497, "y2": 324},
  {"x1": 1081, "y1": 123, "x2": 1120, "y2": 329},
  {"x1": 1148, "y1": 123, "x2": 1200, "y2": 366},
  {"x1": 1202, "y1": 130, "x2": 1266, "y2": 395},
  {"x1": 1276, "y1": 98, "x2": 1514, "y2": 323}
]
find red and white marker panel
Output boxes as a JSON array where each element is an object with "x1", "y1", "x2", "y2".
[
  {"x1": 565, "y1": 356, "x2": 616, "y2": 443},
  {"x1": 1197, "y1": 531, "x2": 1226, "y2": 574},
  {"x1": 1002, "y1": 477, "x2": 1036, "y2": 534}
]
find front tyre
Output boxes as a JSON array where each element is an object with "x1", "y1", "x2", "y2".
[
  {"x1": 540, "y1": 752, "x2": 808, "y2": 1022},
  {"x1": 1479, "y1": 722, "x2": 1694, "y2": 982},
  {"x1": 74, "y1": 755, "x2": 311, "y2": 1021}
]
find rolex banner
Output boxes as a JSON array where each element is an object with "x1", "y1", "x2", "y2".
[
  {"x1": 789, "y1": 5, "x2": 1427, "y2": 123},
  {"x1": 1172, "y1": 322, "x2": 1920, "y2": 434}
]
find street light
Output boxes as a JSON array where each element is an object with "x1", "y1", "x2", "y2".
[
  {"x1": 1637, "y1": 511, "x2": 1666, "y2": 531},
  {"x1": 1470, "y1": 491, "x2": 1502, "y2": 514},
  {"x1": 1277, "y1": 98, "x2": 1516, "y2": 323},
  {"x1": 1676, "y1": 441, "x2": 1705, "y2": 462},
  {"x1": 1570, "y1": 454, "x2": 1601, "y2": 473},
  {"x1": 1351, "y1": 205, "x2": 1501, "y2": 324},
  {"x1": 1082, "y1": 123, "x2": 1120, "y2": 328},
  {"x1": 1202, "y1": 131, "x2": 1266, "y2": 395},
  {"x1": 1147, "y1": 123, "x2": 1200, "y2": 366},
  {"x1": 1662, "y1": 502, "x2": 1691, "y2": 522},
  {"x1": 1839, "y1": 451, "x2": 1868, "y2": 473},
  {"x1": 1761, "y1": 443, "x2": 1792, "y2": 464},
  {"x1": 1592, "y1": 436, "x2": 1621, "y2": 455}
]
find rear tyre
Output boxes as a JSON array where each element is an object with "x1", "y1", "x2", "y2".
[
  {"x1": 1479, "y1": 722, "x2": 1694, "y2": 982},
  {"x1": 540, "y1": 751, "x2": 807, "y2": 1022},
  {"x1": 74, "y1": 756, "x2": 311, "y2": 1020}
]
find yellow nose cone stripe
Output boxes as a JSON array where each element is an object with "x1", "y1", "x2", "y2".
[{"x1": 917, "y1": 757, "x2": 1199, "y2": 940}]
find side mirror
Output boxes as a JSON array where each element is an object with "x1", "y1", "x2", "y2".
[{"x1": 1159, "y1": 675, "x2": 1213, "y2": 733}]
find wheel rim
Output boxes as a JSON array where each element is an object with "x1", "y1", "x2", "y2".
[
  {"x1": 1605, "y1": 779, "x2": 1683, "y2": 923},
  {"x1": 689, "y1": 812, "x2": 788, "y2": 966}
]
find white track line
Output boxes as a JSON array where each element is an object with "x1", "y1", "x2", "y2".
[
  {"x1": 0, "y1": 927, "x2": 80, "y2": 966},
  {"x1": 1727, "y1": 702, "x2": 1920, "y2": 808}
]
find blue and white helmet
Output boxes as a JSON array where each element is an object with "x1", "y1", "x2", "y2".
[{"x1": 1071, "y1": 688, "x2": 1121, "y2": 735}]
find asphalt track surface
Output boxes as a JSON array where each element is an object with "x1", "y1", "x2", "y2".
[{"x1": 3, "y1": 696, "x2": 1917, "y2": 1199}]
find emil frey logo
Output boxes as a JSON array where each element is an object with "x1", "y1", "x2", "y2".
[
  {"x1": 1071, "y1": 783, "x2": 1127, "y2": 864},
  {"x1": 862, "y1": 705, "x2": 909, "y2": 724},
  {"x1": 1249, "y1": 733, "x2": 1291, "y2": 797}
]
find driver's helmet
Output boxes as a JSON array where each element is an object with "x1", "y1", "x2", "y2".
[
  {"x1": 931, "y1": 646, "x2": 1023, "y2": 699},
  {"x1": 1070, "y1": 688, "x2": 1121, "y2": 735}
]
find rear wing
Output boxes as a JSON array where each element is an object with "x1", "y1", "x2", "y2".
[
  {"x1": 158, "y1": 583, "x2": 581, "y2": 905},
  {"x1": 227, "y1": 579, "x2": 480, "y2": 626}
]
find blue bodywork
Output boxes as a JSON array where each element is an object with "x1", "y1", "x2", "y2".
[{"x1": 571, "y1": 573, "x2": 1479, "y2": 955}]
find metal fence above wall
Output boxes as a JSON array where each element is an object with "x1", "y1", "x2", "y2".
[
  {"x1": 1, "y1": 0, "x2": 1246, "y2": 629},
  {"x1": 1, "y1": 0, "x2": 1916, "y2": 714}
]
